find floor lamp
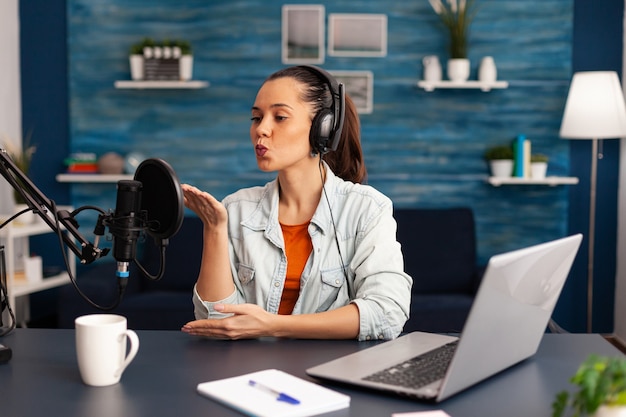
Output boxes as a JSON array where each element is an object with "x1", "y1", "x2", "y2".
[{"x1": 559, "y1": 71, "x2": 626, "y2": 333}]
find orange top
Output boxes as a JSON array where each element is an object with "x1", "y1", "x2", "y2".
[{"x1": 278, "y1": 222, "x2": 312, "y2": 315}]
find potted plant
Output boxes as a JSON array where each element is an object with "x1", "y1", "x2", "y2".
[
  {"x1": 530, "y1": 153, "x2": 549, "y2": 179},
  {"x1": 176, "y1": 40, "x2": 193, "y2": 81},
  {"x1": 428, "y1": 0, "x2": 477, "y2": 82},
  {"x1": 1, "y1": 135, "x2": 37, "y2": 223},
  {"x1": 552, "y1": 354, "x2": 626, "y2": 417},
  {"x1": 484, "y1": 144, "x2": 514, "y2": 178},
  {"x1": 129, "y1": 41, "x2": 145, "y2": 80}
]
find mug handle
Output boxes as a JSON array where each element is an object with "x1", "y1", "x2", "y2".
[{"x1": 114, "y1": 329, "x2": 140, "y2": 378}]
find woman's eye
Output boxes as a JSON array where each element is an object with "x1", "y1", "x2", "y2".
[
  {"x1": 250, "y1": 116, "x2": 261, "y2": 123},
  {"x1": 275, "y1": 115, "x2": 287, "y2": 121}
]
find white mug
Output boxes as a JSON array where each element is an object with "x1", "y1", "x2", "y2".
[{"x1": 75, "y1": 314, "x2": 139, "y2": 387}]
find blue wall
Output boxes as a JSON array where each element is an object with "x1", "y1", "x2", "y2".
[{"x1": 20, "y1": 0, "x2": 624, "y2": 332}]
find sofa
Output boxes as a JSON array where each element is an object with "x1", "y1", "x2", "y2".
[
  {"x1": 395, "y1": 207, "x2": 484, "y2": 334},
  {"x1": 58, "y1": 208, "x2": 484, "y2": 333}
]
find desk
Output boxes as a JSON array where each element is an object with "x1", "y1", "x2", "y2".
[{"x1": 0, "y1": 329, "x2": 622, "y2": 417}]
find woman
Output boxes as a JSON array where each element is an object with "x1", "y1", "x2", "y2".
[{"x1": 181, "y1": 65, "x2": 411, "y2": 341}]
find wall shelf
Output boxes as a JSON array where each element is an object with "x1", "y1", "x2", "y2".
[
  {"x1": 417, "y1": 80, "x2": 509, "y2": 92},
  {"x1": 487, "y1": 176, "x2": 579, "y2": 186},
  {"x1": 56, "y1": 174, "x2": 133, "y2": 183},
  {"x1": 114, "y1": 80, "x2": 209, "y2": 89}
]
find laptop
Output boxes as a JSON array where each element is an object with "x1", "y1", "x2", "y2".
[{"x1": 307, "y1": 234, "x2": 582, "y2": 402}]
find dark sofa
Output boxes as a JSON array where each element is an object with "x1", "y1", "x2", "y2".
[
  {"x1": 58, "y1": 208, "x2": 483, "y2": 333},
  {"x1": 395, "y1": 207, "x2": 484, "y2": 334}
]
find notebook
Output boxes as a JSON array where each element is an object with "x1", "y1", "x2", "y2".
[
  {"x1": 307, "y1": 234, "x2": 582, "y2": 402},
  {"x1": 197, "y1": 369, "x2": 350, "y2": 417}
]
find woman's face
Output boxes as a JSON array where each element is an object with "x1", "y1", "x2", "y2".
[{"x1": 250, "y1": 77, "x2": 314, "y2": 173}]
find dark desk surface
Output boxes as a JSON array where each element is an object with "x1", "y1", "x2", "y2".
[{"x1": 0, "y1": 329, "x2": 622, "y2": 417}]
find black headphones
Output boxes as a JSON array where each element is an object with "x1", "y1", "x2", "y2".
[{"x1": 299, "y1": 65, "x2": 346, "y2": 155}]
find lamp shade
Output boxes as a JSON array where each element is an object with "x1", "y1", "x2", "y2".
[{"x1": 560, "y1": 71, "x2": 626, "y2": 139}]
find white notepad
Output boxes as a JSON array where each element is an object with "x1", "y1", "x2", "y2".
[{"x1": 197, "y1": 369, "x2": 350, "y2": 417}]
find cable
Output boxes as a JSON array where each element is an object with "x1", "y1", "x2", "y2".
[{"x1": 318, "y1": 157, "x2": 352, "y2": 298}]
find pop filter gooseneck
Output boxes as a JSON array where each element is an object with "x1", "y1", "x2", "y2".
[{"x1": 132, "y1": 158, "x2": 184, "y2": 280}]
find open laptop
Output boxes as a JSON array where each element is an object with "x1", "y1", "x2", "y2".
[{"x1": 307, "y1": 234, "x2": 582, "y2": 402}]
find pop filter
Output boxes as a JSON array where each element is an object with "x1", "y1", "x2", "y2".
[{"x1": 133, "y1": 158, "x2": 184, "y2": 241}]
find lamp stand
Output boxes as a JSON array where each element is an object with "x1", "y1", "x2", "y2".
[{"x1": 587, "y1": 138, "x2": 598, "y2": 333}]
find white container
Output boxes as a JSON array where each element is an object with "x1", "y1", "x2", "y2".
[
  {"x1": 489, "y1": 160, "x2": 514, "y2": 178},
  {"x1": 179, "y1": 55, "x2": 194, "y2": 81},
  {"x1": 530, "y1": 162, "x2": 548, "y2": 179},
  {"x1": 447, "y1": 58, "x2": 470, "y2": 82},
  {"x1": 24, "y1": 255, "x2": 43, "y2": 283},
  {"x1": 129, "y1": 55, "x2": 144, "y2": 81},
  {"x1": 478, "y1": 56, "x2": 497, "y2": 83},
  {"x1": 423, "y1": 55, "x2": 442, "y2": 82}
]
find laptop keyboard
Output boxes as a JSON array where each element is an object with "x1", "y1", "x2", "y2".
[{"x1": 362, "y1": 340, "x2": 459, "y2": 389}]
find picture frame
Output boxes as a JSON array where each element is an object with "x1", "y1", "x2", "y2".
[
  {"x1": 282, "y1": 5, "x2": 325, "y2": 64},
  {"x1": 330, "y1": 70, "x2": 374, "y2": 114},
  {"x1": 328, "y1": 14, "x2": 387, "y2": 57}
]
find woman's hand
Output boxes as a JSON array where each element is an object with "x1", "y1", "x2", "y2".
[
  {"x1": 181, "y1": 184, "x2": 227, "y2": 229},
  {"x1": 181, "y1": 304, "x2": 277, "y2": 340}
]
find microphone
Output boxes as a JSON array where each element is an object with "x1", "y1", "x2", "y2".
[{"x1": 110, "y1": 180, "x2": 144, "y2": 278}]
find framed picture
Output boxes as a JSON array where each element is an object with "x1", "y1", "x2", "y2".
[
  {"x1": 328, "y1": 14, "x2": 387, "y2": 57},
  {"x1": 282, "y1": 5, "x2": 325, "y2": 64},
  {"x1": 330, "y1": 70, "x2": 374, "y2": 114}
]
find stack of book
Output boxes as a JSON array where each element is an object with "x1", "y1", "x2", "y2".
[{"x1": 64, "y1": 152, "x2": 98, "y2": 174}]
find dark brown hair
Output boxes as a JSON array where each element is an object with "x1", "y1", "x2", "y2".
[{"x1": 265, "y1": 66, "x2": 367, "y2": 184}]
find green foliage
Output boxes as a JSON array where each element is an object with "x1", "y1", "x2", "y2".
[
  {"x1": 484, "y1": 145, "x2": 514, "y2": 160},
  {"x1": 531, "y1": 153, "x2": 549, "y2": 163},
  {"x1": 552, "y1": 354, "x2": 626, "y2": 417},
  {"x1": 428, "y1": 0, "x2": 477, "y2": 58}
]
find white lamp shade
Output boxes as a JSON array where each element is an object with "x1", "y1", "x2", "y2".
[{"x1": 559, "y1": 71, "x2": 626, "y2": 139}]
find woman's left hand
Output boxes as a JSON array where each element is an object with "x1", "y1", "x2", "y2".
[{"x1": 181, "y1": 304, "x2": 276, "y2": 340}]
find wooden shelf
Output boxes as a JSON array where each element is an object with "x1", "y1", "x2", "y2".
[
  {"x1": 487, "y1": 176, "x2": 579, "y2": 186},
  {"x1": 417, "y1": 80, "x2": 509, "y2": 92},
  {"x1": 114, "y1": 80, "x2": 209, "y2": 89},
  {"x1": 56, "y1": 174, "x2": 133, "y2": 183}
]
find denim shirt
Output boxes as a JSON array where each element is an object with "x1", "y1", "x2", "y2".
[{"x1": 192, "y1": 164, "x2": 412, "y2": 341}]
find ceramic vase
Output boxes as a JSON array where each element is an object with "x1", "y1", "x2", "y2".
[
  {"x1": 489, "y1": 160, "x2": 513, "y2": 178},
  {"x1": 129, "y1": 55, "x2": 144, "y2": 81},
  {"x1": 447, "y1": 58, "x2": 470, "y2": 82},
  {"x1": 478, "y1": 56, "x2": 497, "y2": 83},
  {"x1": 423, "y1": 55, "x2": 442, "y2": 82},
  {"x1": 179, "y1": 55, "x2": 193, "y2": 81},
  {"x1": 530, "y1": 162, "x2": 548, "y2": 179}
]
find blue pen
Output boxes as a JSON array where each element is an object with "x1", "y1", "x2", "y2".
[{"x1": 248, "y1": 379, "x2": 301, "y2": 405}]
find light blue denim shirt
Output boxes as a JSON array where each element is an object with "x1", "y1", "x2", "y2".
[{"x1": 193, "y1": 164, "x2": 412, "y2": 340}]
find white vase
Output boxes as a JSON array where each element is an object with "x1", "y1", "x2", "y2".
[
  {"x1": 129, "y1": 55, "x2": 144, "y2": 80},
  {"x1": 423, "y1": 55, "x2": 442, "y2": 82},
  {"x1": 447, "y1": 58, "x2": 470, "y2": 82},
  {"x1": 179, "y1": 55, "x2": 193, "y2": 81},
  {"x1": 478, "y1": 56, "x2": 497, "y2": 82},
  {"x1": 489, "y1": 160, "x2": 513, "y2": 178},
  {"x1": 593, "y1": 406, "x2": 626, "y2": 417},
  {"x1": 530, "y1": 162, "x2": 548, "y2": 179}
]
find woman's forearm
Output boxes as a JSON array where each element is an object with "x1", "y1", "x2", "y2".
[
  {"x1": 270, "y1": 303, "x2": 360, "y2": 339},
  {"x1": 195, "y1": 226, "x2": 235, "y2": 302}
]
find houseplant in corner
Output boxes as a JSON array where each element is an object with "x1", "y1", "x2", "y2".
[
  {"x1": 552, "y1": 354, "x2": 626, "y2": 417},
  {"x1": 484, "y1": 144, "x2": 514, "y2": 178},
  {"x1": 428, "y1": 0, "x2": 476, "y2": 82}
]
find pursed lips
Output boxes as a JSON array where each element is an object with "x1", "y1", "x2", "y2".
[{"x1": 255, "y1": 144, "x2": 268, "y2": 157}]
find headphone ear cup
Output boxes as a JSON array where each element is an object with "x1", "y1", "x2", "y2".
[{"x1": 310, "y1": 109, "x2": 334, "y2": 155}]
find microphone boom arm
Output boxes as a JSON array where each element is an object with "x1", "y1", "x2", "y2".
[{"x1": 0, "y1": 149, "x2": 109, "y2": 264}]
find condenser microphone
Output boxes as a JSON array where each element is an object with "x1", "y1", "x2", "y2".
[{"x1": 110, "y1": 180, "x2": 144, "y2": 278}]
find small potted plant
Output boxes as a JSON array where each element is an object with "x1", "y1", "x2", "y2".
[
  {"x1": 129, "y1": 41, "x2": 145, "y2": 80},
  {"x1": 176, "y1": 40, "x2": 193, "y2": 81},
  {"x1": 530, "y1": 153, "x2": 549, "y2": 179},
  {"x1": 1, "y1": 135, "x2": 37, "y2": 223},
  {"x1": 484, "y1": 144, "x2": 514, "y2": 178},
  {"x1": 552, "y1": 354, "x2": 626, "y2": 417}
]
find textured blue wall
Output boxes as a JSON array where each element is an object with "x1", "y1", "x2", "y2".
[{"x1": 67, "y1": 0, "x2": 573, "y2": 268}]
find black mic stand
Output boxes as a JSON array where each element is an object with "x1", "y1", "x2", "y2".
[{"x1": 0, "y1": 148, "x2": 168, "y2": 322}]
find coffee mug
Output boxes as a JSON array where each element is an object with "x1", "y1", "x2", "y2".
[{"x1": 75, "y1": 314, "x2": 139, "y2": 387}]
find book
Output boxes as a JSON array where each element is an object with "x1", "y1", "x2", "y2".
[{"x1": 197, "y1": 369, "x2": 350, "y2": 417}]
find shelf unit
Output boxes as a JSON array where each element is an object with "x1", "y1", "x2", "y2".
[
  {"x1": 0, "y1": 208, "x2": 76, "y2": 324},
  {"x1": 487, "y1": 176, "x2": 579, "y2": 186},
  {"x1": 56, "y1": 174, "x2": 133, "y2": 183},
  {"x1": 114, "y1": 80, "x2": 209, "y2": 89},
  {"x1": 417, "y1": 80, "x2": 509, "y2": 92}
]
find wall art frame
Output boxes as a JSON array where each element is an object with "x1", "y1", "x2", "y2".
[
  {"x1": 330, "y1": 70, "x2": 374, "y2": 114},
  {"x1": 328, "y1": 13, "x2": 387, "y2": 57},
  {"x1": 281, "y1": 4, "x2": 325, "y2": 64}
]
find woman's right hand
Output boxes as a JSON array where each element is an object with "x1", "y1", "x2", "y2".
[{"x1": 181, "y1": 184, "x2": 228, "y2": 229}]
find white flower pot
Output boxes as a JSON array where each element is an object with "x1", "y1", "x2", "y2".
[
  {"x1": 478, "y1": 56, "x2": 497, "y2": 82},
  {"x1": 489, "y1": 160, "x2": 513, "y2": 178},
  {"x1": 593, "y1": 405, "x2": 626, "y2": 417},
  {"x1": 129, "y1": 55, "x2": 144, "y2": 80},
  {"x1": 530, "y1": 162, "x2": 548, "y2": 179},
  {"x1": 179, "y1": 55, "x2": 193, "y2": 81},
  {"x1": 447, "y1": 58, "x2": 470, "y2": 82}
]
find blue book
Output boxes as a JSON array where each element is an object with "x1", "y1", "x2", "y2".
[{"x1": 514, "y1": 135, "x2": 526, "y2": 177}]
